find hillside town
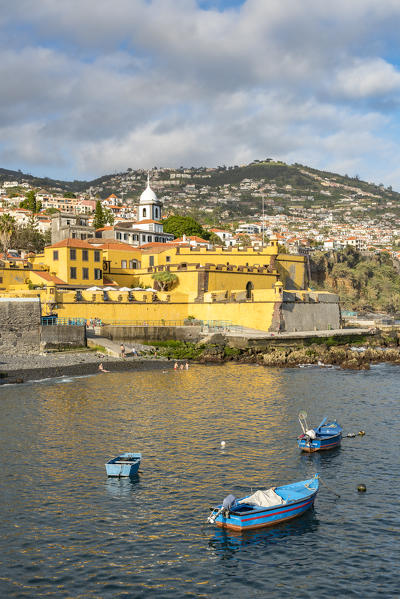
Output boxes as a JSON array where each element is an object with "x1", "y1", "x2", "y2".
[{"x1": 1, "y1": 161, "x2": 399, "y2": 261}]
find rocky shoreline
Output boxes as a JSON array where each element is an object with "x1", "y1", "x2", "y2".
[
  {"x1": 196, "y1": 332, "x2": 400, "y2": 370},
  {"x1": 0, "y1": 351, "x2": 173, "y2": 385},
  {"x1": 2, "y1": 332, "x2": 400, "y2": 385}
]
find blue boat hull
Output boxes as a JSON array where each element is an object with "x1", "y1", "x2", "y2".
[
  {"x1": 298, "y1": 432, "x2": 342, "y2": 452},
  {"x1": 105, "y1": 452, "x2": 141, "y2": 477},
  {"x1": 211, "y1": 476, "x2": 319, "y2": 532}
]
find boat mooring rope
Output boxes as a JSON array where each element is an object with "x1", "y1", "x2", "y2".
[{"x1": 319, "y1": 477, "x2": 341, "y2": 498}]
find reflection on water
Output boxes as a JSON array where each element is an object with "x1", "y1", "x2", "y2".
[
  {"x1": 208, "y1": 509, "x2": 320, "y2": 558},
  {"x1": 0, "y1": 362, "x2": 399, "y2": 598}
]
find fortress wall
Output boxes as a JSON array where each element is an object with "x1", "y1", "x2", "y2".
[
  {"x1": 40, "y1": 325, "x2": 87, "y2": 351},
  {"x1": 102, "y1": 325, "x2": 202, "y2": 343},
  {"x1": 282, "y1": 301, "x2": 340, "y2": 332},
  {"x1": 0, "y1": 298, "x2": 41, "y2": 354}
]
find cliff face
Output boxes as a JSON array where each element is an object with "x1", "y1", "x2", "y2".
[{"x1": 309, "y1": 248, "x2": 400, "y2": 313}]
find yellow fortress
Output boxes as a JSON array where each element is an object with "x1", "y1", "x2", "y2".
[{"x1": 0, "y1": 234, "x2": 340, "y2": 333}]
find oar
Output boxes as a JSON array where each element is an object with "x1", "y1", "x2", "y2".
[{"x1": 319, "y1": 477, "x2": 341, "y2": 498}]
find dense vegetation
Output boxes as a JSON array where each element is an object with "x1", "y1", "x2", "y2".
[
  {"x1": 162, "y1": 215, "x2": 210, "y2": 239},
  {"x1": 310, "y1": 247, "x2": 400, "y2": 313}
]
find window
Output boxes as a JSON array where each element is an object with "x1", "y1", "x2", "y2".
[
  {"x1": 82, "y1": 250, "x2": 88, "y2": 261},
  {"x1": 116, "y1": 232, "x2": 121, "y2": 240},
  {"x1": 147, "y1": 235, "x2": 152, "y2": 242},
  {"x1": 129, "y1": 260, "x2": 138, "y2": 269},
  {"x1": 94, "y1": 250, "x2": 100, "y2": 262},
  {"x1": 142, "y1": 235, "x2": 146, "y2": 242},
  {"x1": 149, "y1": 256, "x2": 154, "y2": 267},
  {"x1": 121, "y1": 260, "x2": 127, "y2": 268},
  {"x1": 94, "y1": 268, "x2": 102, "y2": 280},
  {"x1": 70, "y1": 267, "x2": 77, "y2": 279},
  {"x1": 166, "y1": 256, "x2": 171, "y2": 263},
  {"x1": 142, "y1": 208, "x2": 146, "y2": 218},
  {"x1": 53, "y1": 250, "x2": 59, "y2": 261},
  {"x1": 82, "y1": 267, "x2": 89, "y2": 280},
  {"x1": 0, "y1": 276, "x2": 3, "y2": 283},
  {"x1": 246, "y1": 281, "x2": 254, "y2": 299},
  {"x1": 124, "y1": 233, "x2": 128, "y2": 240},
  {"x1": 70, "y1": 248, "x2": 76, "y2": 260}
]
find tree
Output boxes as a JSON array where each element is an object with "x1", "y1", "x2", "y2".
[
  {"x1": 103, "y1": 207, "x2": 115, "y2": 226},
  {"x1": 93, "y1": 200, "x2": 105, "y2": 229},
  {"x1": 208, "y1": 232, "x2": 224, "y2": 246},
  {"x1": 25, "y1": 190, "x2": 37, "y2": 213},
  {"x1": 162, "y1": 215, "x2": 210, "y2": 239},
  {"x1": 0, "y1": 213, "x2": 16, "y2": 256},
  {"x1": 151, "y1": 271, "x2": 178, "y2": 291}
]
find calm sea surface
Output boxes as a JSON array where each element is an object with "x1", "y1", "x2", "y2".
[{"x1": 0, "y1": 363, "x2": 399, "y2": 598}]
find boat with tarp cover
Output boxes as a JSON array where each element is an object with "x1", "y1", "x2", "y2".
[
  {"x1": 297, "y1": 411, "x2": 342, "y2": 452},
  {"x1": 207, "y1": 475, "x2": 319, "y2": 531},
  {"x1": 105, "y1": 452, "x2": 141, "y2": 477}
]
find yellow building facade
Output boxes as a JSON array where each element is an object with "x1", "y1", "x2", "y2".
[{"x1": 0, "y1": 237, "x2": 340, "y2": 333}]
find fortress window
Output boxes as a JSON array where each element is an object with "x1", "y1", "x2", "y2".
[
  {"x1": 143, "y1": 208, "x2": 147, "y2": 218},
  {"x1": 246, "y1": 281, "x2": 254, "y2": 299}
]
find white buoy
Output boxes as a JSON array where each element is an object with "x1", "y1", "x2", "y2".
[{"x1": 221, "y1": 441, "x2": 226, "y2": 448}]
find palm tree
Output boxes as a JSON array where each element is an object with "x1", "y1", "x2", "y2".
[{"x1": 0, "y1": 213, "x2": 16, "y2": 258}]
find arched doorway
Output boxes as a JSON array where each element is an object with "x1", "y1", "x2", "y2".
[{"x1": 246, "y1": 281, "x2": 254, "y2": 299}]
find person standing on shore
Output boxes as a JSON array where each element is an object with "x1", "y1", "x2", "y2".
[
  {"x1": 120, "y1": 343, "x2": 126, "y2": 359},
  {"x1": 174, "y1": 362, "x2": 178, "y2": 370}
]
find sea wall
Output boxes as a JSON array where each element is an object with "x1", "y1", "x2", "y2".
[
  {"x1": 282, "y1": 301, "x2": 340, "y2": 332},
  {"x1": 40, "y1": 325, "x2": 87, "y2": 351},
  {"x1": 101, "y1": 325, "x2": 202, "y2": 343},
  {"x1": 0, "y1": 297, "x2": 41, "y2": 354}
]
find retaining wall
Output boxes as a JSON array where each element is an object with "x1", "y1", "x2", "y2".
[
  {"x1": 40, "y1": 325, "x2": 87, "y2": 351},
  {"x1": 101, "y1": 325, "x2": 202, "y2": 343},
  {"x1": 0, "y1": 298, "x2": 41, "y2": 354}
]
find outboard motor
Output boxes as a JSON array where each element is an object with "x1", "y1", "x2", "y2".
[
  {"x1": 208, "y1": 494, "x2": 236, "y2": 524},
  {"x1": 304, "y1": 429, "x2": 317, "y2": 443},
  {"x1": 222, "y1": 494, "x2": 236, "y2": 518}
]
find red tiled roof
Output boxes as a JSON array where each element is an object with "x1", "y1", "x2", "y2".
[
  {"x1": 98, "y1": 241, "x2": 138, "y2": 251},
  {"x1": 95, "y1": 226, "x2": 113, "y2": 232},
  {"x1": 48, "y1": 238, "x2": 96, "y2": 249},
  {"x1": 33, "y1": 271, "x2": 67, "y2": 285},
  {"x1": 137, "y1": 219, "x2": 161, "y2": 224}
]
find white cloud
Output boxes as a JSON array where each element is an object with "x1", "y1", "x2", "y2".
[{"x1": 1, "y1": 1, "x2": 400, "y2": 186}]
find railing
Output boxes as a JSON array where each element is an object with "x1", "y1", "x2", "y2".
[
  {"x1": 41, "y1": 317, "x2": 234, "y2": 331},
  {"x1": 41, "y1": 317, "x2": 87, "y2": 326}
]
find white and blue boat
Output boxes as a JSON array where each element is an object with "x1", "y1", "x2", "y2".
[
  {"x1": 105, "y1": 452, "x2": 141, "y2": 477},
  {"x1": 297, "y1": 411, "x2": 342, "y2": 452},
  {"x1": 207, "y1": 475, "x2": 319, "y2": 532}
]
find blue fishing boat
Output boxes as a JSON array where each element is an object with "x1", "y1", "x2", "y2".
[
  {"x1": 105, "y1": 452, "x2": 141, "y2": 477},
  {"x1": 297, "y1": 411, "x2": 342, "y2": 452},
  {"x1": 207, "y1": 475, "x2": 319, "y2": 532}
]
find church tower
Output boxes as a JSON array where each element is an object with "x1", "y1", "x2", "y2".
[{"x1": 138, "y1": 173, "x2": 162, "y2": 221}]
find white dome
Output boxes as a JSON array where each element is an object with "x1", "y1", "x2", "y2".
[{"x1": 140, "y1": 182, "x2": 158, "y2": 205}]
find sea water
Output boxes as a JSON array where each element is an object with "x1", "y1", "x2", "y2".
[{"x1": 0, "y1": 363, "x2": 398, "y2": 598}]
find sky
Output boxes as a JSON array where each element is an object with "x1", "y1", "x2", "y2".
[{"x1": 2, "y1": 0, "x2": 400, "y2": 187}]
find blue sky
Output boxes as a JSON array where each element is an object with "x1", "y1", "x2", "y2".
[{"x1": 1, "y1": 0, "x2": 400, "y2": 188}]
